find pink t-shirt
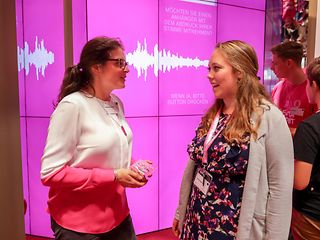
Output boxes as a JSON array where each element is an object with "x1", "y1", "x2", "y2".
[{"x1": 272, "y1": 79, "x2": 314, "y2": 129}]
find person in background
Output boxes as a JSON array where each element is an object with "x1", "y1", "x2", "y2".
[
  {"x1": 271, "y1": 41, "x2": 314, "y2": 136},
  {"x1": 291, "y1": 56, "x2": 320, "y2": 239},
  {"x1": 41, "y1": 36, "x2": 150, "y2": 240},
  {"x1": 172, "y1": 40, "x2": 294, "y2": 240}
]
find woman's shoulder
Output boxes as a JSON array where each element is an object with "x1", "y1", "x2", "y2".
[
  {"x1": 255, "y1": 100, "x2": 291, "y2": 140},
  {"x1": 56, "y1": 92, "x2": 91, "y2": 112},
  {"x1": 60, "y1": 91, "x2": 91, "y2": 106},
  {"x1": 253, "y1": 100, "x2": 287, "y2": 134},
  {"x1": 260, "y1": 99, "x2": 284, "y2": 119}
]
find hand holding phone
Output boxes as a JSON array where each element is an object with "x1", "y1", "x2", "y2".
[{"x1": 131, "y1": 160, "x2": 154, "y2": 178}]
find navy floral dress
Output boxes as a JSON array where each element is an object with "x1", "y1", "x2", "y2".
[{"x1": 180, "y1": 113, "x2": 250, "y2": 240}]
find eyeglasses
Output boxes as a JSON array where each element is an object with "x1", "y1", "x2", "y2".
[{"x1": 106, "y1": 58, "x2": 129, "y2": 70}]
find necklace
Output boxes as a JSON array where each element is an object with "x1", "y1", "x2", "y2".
[{"x1": 96, "y1": 96, "x2": 127, "y2": 136}]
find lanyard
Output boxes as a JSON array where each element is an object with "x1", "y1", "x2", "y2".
[{"x1": 202, "y1": 109, "x2": 228, "y2": 164}]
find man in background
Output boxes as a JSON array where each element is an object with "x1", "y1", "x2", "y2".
[{"x1": 271, "y1": 41, "x2": 314, "y2": 136}]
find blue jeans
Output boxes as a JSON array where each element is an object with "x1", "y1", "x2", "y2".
[{"x1": 51, "y1": 215, "x2": 136, "y2": 240}]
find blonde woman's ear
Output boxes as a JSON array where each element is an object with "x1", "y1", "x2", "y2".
[{"x1": 236, "y1": 70, "x2": 243, "y2": 80}]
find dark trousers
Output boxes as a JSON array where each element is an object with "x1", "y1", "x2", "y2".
[{"x1": 51, "y1": 215, "x2": 136, "y2": 240}]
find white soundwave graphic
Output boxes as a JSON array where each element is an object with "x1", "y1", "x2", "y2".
[
  {"x1": 126, "y1": 38, "x2": 208, "y2": 81},
  {"x1": 17, "y1": 36, "x2": 55, "y2": 80}
]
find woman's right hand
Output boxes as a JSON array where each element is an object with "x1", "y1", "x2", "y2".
[
  {"x1": 115, "y1": 168, "x2": 147, "y2": 188},
  {"x1": 172, "y1": 218, "x2": 180, "y2": 237}
]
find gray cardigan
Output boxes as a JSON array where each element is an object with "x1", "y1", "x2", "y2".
[{"x1": 175, "y1": 102, "x2": 294, "y2": 240}]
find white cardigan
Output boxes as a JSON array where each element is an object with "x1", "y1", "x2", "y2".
[{"x1": 175, "y1": 102, "x2": 294, "y2": 240}]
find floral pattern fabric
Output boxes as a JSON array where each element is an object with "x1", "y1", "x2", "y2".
[{"x1": 180, "y1": 114, "x2": 250, "y2": 240}]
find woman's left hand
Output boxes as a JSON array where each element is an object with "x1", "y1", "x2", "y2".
[
  {"x1": 172, "y1": 218, "x2": 180, "y2": 237},
  {"x1": 115, "y1": 168, "x2": 148, "y2": 188}
]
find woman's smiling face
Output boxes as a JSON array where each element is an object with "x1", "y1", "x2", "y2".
[{"x1": 207, "y1": 49, "x2": 238, "y2": 100}]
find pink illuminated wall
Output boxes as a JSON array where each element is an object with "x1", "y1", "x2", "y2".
[
  {"x1": 16, "y1": 0, "x2": 25, "y2": 117},
  {"x1": 72, "y1": 0, "x2": 87, "y2": 64},
  {"x1": 218, "y1": 0, "x2": 266, "y2": 10},
  {"x1": 21, "y1": 0, "x2": 65, "y2": 117},
  {"x1": 19, "y1": 118, "x2": 30, "y2": 234},
  {"x1": 27, "y1": 119, "x2": 51, "y2": 236},
  {"x1": 216, "y1": 3, "x2": 266, "y2": 80},
  {"x1": 159, "y1": 116, "x2": 201, "y2": 228},
  {"x1": 16, "y1": 0, "x2": 65, "y2": 236},
  {"x1": 17, "y1": 0, "x2": 266, "y2": 237},
  {"x1": 126, "y1": 117, "x2": 159, "y2": 233},
  {"x1": 159, "y1": 0, "x2": 216, "y2": 116},
  {"x1": 87, "y1": 0, "x2": 159, "y2": 117}
]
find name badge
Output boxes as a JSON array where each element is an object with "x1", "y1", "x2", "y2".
[{"x1": 193, "y1": 168, "x2": 212, "y2": 195}]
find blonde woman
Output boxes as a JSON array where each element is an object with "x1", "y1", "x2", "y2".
[{"x1": 172, "y1": 40, "x2": 294, "y2": 240}]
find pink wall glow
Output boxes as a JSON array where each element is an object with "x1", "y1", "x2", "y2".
[
  {"x1": 218, "y1": 0, "x2": 266, "y2": 10},
  {"x1": 126, "y1": 117, "x2": 159, "y2": 234},
  {"x1": 16, "y1": 0, "x2": 26, "y2": 116},
  {"x1": 217, "y1": 4, "x2": 266, "y2": 81},
  {"x1": 159, "y1": 0, "x2": 215, "y2": 116},
  {"x1": 159, "y1": 115, "x2": 202, "y2": 229},
  {"x1": 87, "y1": 0, "x2": 159, "y2": 117},
  {"x1": 20, "y1": 118, "x2": 30, "y2": 234},
  {"x1": 17, "y1": 0, "x2": 267, "y2": 237},
  {"x1": 72, "y1": 0, "x2": 87, "y2": 64},
  {"x1": 23, "y1": 0, "x2": 65, "y2": 117},
  {"x1": 27, "y1": 118, "x2": 52, "y2": 237}
]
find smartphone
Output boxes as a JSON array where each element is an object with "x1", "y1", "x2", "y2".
[{"x1": 131, "y1": 160, "x2": 154, "y2": 178}]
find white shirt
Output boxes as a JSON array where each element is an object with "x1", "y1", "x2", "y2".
[{"x1": 41, "y1": 91, "x2": 133, "y2": 179}]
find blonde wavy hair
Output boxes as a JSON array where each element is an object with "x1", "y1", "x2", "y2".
[{"x1": 198, "y1": 40, "x2": 271, "y2": 143}]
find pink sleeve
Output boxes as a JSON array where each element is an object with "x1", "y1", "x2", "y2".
[{"x1": 42, "y1": 165, "x2": 115, "y2": 191}]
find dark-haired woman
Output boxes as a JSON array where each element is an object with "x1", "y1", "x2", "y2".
[{"x1": 41, "y1": 36, "x2": 147, "y2": 240}]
